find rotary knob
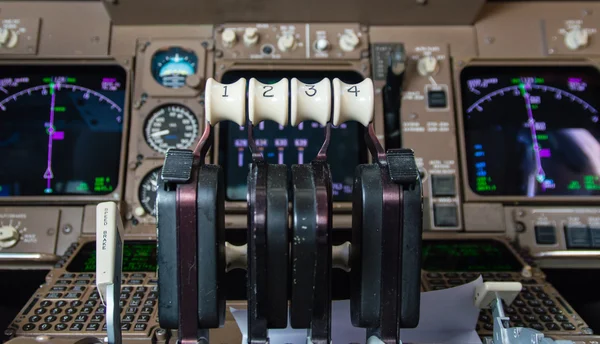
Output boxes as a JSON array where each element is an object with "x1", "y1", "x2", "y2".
[
  {"x1": 277, "y1": 34, "x2": 296, "y2": 52},
  {"x1": 0, "y1": 28, "x2": 18, "y2": 48},
  {"x1": 221, "y1": 28, "x2": 237, "y2": 48},
  {"x1": 564, "y1": 27, "x2": 589, "y2": 51},
  {"x1": 417, "y1": 55, "x2": 439, "y2": 76},
  {"x1": 0, "y1": 225, "x2": 19, "y2": 248},
  {"x1": 314, "y1": 38, "x2": 330, "y2": 52},
  {"x1": 339, "y1": 30, "x2": 360, "y2": 52},
  {"x1": 243, "y1": 28, "x2": 259, "y2": 47}
]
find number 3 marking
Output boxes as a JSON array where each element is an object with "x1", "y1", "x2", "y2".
[{"x1": 305, "y1": 85, "x2": 317, "y2": 97}]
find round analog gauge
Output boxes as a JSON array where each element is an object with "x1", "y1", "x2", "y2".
[
  {"x1": 138, "y1": 167, "x2": 161, "y2": 217},
  {"x1": 151, "y1": 47, "x2": 198, "y2": 88},
  {"x1": 144, "y1": 104, "x2": 199, "y2": 154}
]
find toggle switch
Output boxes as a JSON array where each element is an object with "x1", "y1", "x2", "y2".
[
  {"x1": 290, "y1": 78, "x2": 331, "y2": 126},
  {"x1": 221, "y1": 28, "x2": 237, "y2": 48},
  {"x1": 332, "y1": 78, "x2": 374, "y2": 126},
  {"x1": 248, "y1": 78, "x2": 289, "y2": 126},
  {"x1": 277, "y1": 34, "x2": 296, "y2": 52},
  {"x1": 205, "y1": 78, "x2": 247, "y2": 126},
  {"x1": 339, "y1": 30, "x2": 360, "y2": 52}
]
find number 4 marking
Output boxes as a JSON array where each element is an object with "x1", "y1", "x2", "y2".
[{"x1": 348, "y1": 86, "x2": 359, "y2": 97}]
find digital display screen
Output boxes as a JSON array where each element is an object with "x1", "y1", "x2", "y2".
[
  {"x1": 461, "y1": 66, "x2": 600, "y2": 197},
  {"x1": 0, "y1": 65, "x2": 127, "y2": 197},
  {"x1": 422, "y1": 239, "x2": 523, "y2": 272},
  {"x1": 219, "y1": 70, "x2": 367, "y2": 201},
  {"x1": 67, "y1": 241, "x2": 157, "y2": 273}
]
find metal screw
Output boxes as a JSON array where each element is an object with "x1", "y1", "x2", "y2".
[
  {"x1": 4, "y1": 329, "x2": 15, "y2": 337},
  {"x1": 131, "y1": 218, "x2": 139, "y2": 226},
  {"x1": 27, "y1": 46, "x2": 34, "y2": 53},
  {"x1": 137, "y1": 154, "x2": 144, "y2": 161},
  {"x1": 47, "y1": 228, "x2": 55, "y2": 236},
  {"x1": 484, "y1": 37, "x2": 495, "y2": 44},
  {"x1": 62, "y1": 225, "x2": 72, "y2": 234},
  {"x1": 219, "y1": 64, "x2": 225, "y2": 70},
  {"x1": 123, "y1": 59, "x2": 130, "y2": 65},
  {"x1": 133, "y1": 100, "x2": 143, "y2": 109},
  {"x1": 515, "y1": 222, "x2": 526, "y2": 233}
]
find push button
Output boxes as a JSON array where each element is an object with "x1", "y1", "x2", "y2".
[
  {"x1": 564, "y1": 225, "x2": 591, "y2": 248},
  {"x1": 433, "y1": 203, "x2": 459, "y2": 227},
  {"x1": 535, "y1": 225, "x2": 557, "y2": 245},
  {"x1": 427, "y1": 90, "x2": 447, "y2": 108},
  {"x1": 431, "y1": 174, "x2": 456, "y2": 197}
]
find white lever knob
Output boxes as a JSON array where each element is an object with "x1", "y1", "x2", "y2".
[
  {"x1": 205, "y1": 78, "x2": 246, "y2": 126},
  {"x1": 290, "y1": 78, "x2": 331, "y2": 126},
  {"x1": 248, "y1": 78, "x2": 289, "y2": 126},
  {"x1": 332, "y1": 78, "x2": 374, "y2": 127}
]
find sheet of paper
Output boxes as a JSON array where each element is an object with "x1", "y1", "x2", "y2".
[{"x1": 230, "y1": 277, "x2": 484, "y2": 344}]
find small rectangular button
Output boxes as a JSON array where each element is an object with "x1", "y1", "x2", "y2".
[
  {"x1": 431, "y1": 174, "x2": 456, "y2": 197},
  {"x1": 86, "y1": 323, "x2": 100, "y2": 331},
  {"x1": 50, "y1": 286, "x2": 67, "y2": 292},
  {"x1": 45, "y1": 293, "x2": 63, "y2": 299},
  {"x1": 127, "y1": 279, "x2": 143, "y2": 285},
  {"x1": 427, "y1": 90, "x2": 447, "y2": 108},
  {"x1": 69, "y1": 323, "x2": 83, "y2": 331},
  {"x1": 65, "y1": 293, "x2": 81, "y2": 299},
  {"x1": 78, "y1": 273, "x2": 93, "y2": 279},
  {"x1": 60, "y1": 273, "x2": 75, "y2": 278},
  {"x1": 122, "y1": 314, "x2": 135, "y2": 322},
  {"x1": 433, "y1": 203, "x2": 458, "y2": 227},
  {"x1": 134, "y1": 323, "x2": 147, "y2": 331},
  {"x1": 138, "y1": 315, "x2": 150, "y2": 323},
  {"x1": 74, "y1": 315, "x2": 88, "y2": 322},
  {"x1": 74, "y1": 280, "x2": 90, "y2": 285},
  {"x1": 564, "y1": 225, "x2": 591, "y2": 248},
  {"x1": 535, "y1": 225, "x2": 557, "y2": 245},
  {"x1": 69, "y1": 286, "x2": 86, "y2": 292}
]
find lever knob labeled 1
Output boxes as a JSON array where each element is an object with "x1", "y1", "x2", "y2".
[
  {"x1": 248, "y1": 78, "x2": 289, "y2": 126},
  {"x1": 205, "y1": 78, "x2": 247, "y2": 126},
  {"x1": 290, "y1": 78, "x2": 332, "y2": 126},
  {"x1": 332, "y1": 78, "x2": 374, "y2": 127}
]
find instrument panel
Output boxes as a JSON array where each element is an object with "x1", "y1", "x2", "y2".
[{"x1": 0, "y1": 0, "x2": 599, "y2": 342}]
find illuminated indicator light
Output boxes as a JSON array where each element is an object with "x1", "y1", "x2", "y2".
[
  {"x1": 535, "y1": 77, "x2": 544, "y2": 84},
  {"x1": 43, "y1": 77, "x2": 52, "y2": 83},
  {"x1": 568, "y1": 181, "x2": 581, "y2": 190},
  {"x1": 531, "y1": 104, "x2": 539, "y2": 110},
  {"x1": 44, "y1": 188, "x2": 53, "y2": 194},
  {"x1": 474, "y1": 151, "x2": 485, "y2": 157},
  {"x1": 67, "y1": 77, "x2": 76, "y2": 83},
  {"x1": 474, "y1": 144, "x2": 483, "y2": 149},
  {"x1": 537, "y1": 134, "x2": 548, "y2": 140},
  {"x1": 583, "y1": 175, "x2": 600, "y2": 190},
  {"x1": 511, "y1": 78, "x2": 520, "y2": 84},
  {"x1": 54, "y1": 106, "x2": 66, "y2": 112}
]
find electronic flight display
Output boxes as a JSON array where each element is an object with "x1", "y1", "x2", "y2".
[
  {"x1": 151, "y1": 47, "x2": 197, "y2": 89},
  {"x1": 422, "y1": 239, "x2": 522, "y2": 272},
  {"x1": 461, "y1": 66, "x2": 600, "y2": 197},
  {"x1": 219, "y1": 70, "x2": 366, "y2": 202},
  {"x1": 0, "y1": 64, "x2": 126, "y2": 197},
  {"x1": 67, "y1": 241, "x2": 157, "y2": 272}
]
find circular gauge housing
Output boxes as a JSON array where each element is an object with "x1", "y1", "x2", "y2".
[
  {"x1": 151, "y1": 47, "x2": 198, "y2": 88},
  {"x1": 144, "y1": 104, "x2": 199, "y2": 154},
  {"x1": 138, "y1": 167, "x2": 161, "y2": 217}
]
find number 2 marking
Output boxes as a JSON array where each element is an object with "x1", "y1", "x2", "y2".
[
  {"x1": 348, "y1": 85, "x2": 360, "y2": 97},
  {"x1": 222, "y1": 85, "x2": 229, "y2": 97},
  {"x1": 305, "y1": 85, "x2": 317, "y2": 97},
  {"x1": 263, "y1": 85, "x2": 274, "y2": 97}
]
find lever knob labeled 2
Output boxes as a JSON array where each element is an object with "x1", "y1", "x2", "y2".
[
  {"x1": 205, "y1": 78, "x2": 247, "y2": 126},
  {"x1": 248, "y1": 78, "x2": 289, "y2": 126},
  {"x1": 290, "y1": 78, "x2": 331, "y2": 126},
  {"x1": 332, "y1": 78, "x2": 374, "y2": 127}
]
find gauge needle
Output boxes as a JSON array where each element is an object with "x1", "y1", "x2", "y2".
[{"x1": 151, "y1": 130, "x2": 170, "y2": 137}]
